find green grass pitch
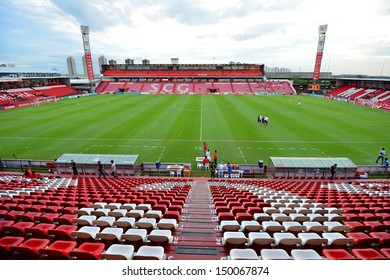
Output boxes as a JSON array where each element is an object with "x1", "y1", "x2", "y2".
[{"x1": 1, "y1": 94, "x2": 389, "y2": 166}]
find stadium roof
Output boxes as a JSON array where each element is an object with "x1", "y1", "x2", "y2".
[
  {"x1": 269, "y1": 157, "x2": 357, "y2": 169},
  {"x1": 56, "y1": 153, "x2": 139, "y2": 165}
]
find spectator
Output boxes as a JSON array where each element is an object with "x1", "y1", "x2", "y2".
[
  {"x1": 210, "y1": 162, "x2": 216, "y2": 180},
  {"x1": 203, "y1": 156, "x2": 210, "y2": 170},
  {"x1": 97, "y1": 161, "x2": 106, "y2": 179},
  {"x1": 214, "y1": 150, "x2": 218, "y2": 165},
  {"x1": 71, "y1": 160, "x2": 78, "y2": 176},
  {"x1": 218, "y1": 162, "x2": 225, "y2": 178},
  {"x1": 330, "y1": 164, "x2": 337, "y2": 180},
  {"x1": 111, "y1": 160, "x2": 118, "y2": 178},
  {"x1": 383, "y1": 158, "x2": 389, "y2": 172},
  {"x1": 227, "y1": 163, "x2": 232, "y2": 178}
]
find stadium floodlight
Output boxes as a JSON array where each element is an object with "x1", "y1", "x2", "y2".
[
  {"x1": 80, "y1": 25, "x2": 95, "y2": 84},
  {"x1": 312, "y1": 24, "x2": 328, "y2": 87}
]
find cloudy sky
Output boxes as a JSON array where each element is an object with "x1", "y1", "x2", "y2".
[{"x1": 1, "y1": 0, "x2": 389, "y2": 76}]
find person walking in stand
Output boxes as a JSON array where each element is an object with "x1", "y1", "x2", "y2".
[
  {"x1": 383, "y1": 158, "x2": 389, "y2": 172},
  {"x1": 330, "y1": 164, "x2": 337, "y2": 181},
  {"x1": 376, "y1": 148, "x2": 386, "y2": 165},
  {"x1": 71, "y1": 160, "x2": 78, "y2": 176},
  {"x1": 210, "y1": 162, "x2": 216, "y2": 180},
  {"x1": 218, "y1": 162, "x2": 225, "y2": 178},
  {"x1": 214, "y1": 150, "x2": 218, "y2": 165},
  {"x1": 110, "y1": 160, "x2": 118, "y2": 179},
  {"x1": 227, "y1": 162, "x2": 232, "y2": 178},
  {"x1": 97, "y1": 161, "x2": 106, "y2": 179}
]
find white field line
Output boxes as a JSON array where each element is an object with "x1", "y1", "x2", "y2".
[{"x1": 2, "y1": 136, "x2": 388, "y2": 145}]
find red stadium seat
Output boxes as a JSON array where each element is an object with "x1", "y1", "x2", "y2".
[
  {"x1": 39, "y1": 240, "x2": 77, "y2": 259},
  {"x1": 352, "y1": 249, "x2": 387, "y2": 260},
  {"x1": 69, "y1": 242, "x2": 105, "y2": 260},
  {"x1": 10, "y1": 238, "x2": 50, "y2": 257},
  {"x1": 0, "y1": 236, "x2": 25, "y2": 254},
  {"x1": 322, "y1": 249, "x2": 355, "y2": 260}
]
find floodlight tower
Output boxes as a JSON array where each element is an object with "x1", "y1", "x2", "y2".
[
  {"x1": 312, "y1": 24, "x2": 328, "y2": 87},
  {"x1": 80, "y1": 25, "x2": 95, "y2": 87}
]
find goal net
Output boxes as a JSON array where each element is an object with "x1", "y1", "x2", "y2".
[{"x1": 34, "y1": 96, "x2": 58, "y2": 106}]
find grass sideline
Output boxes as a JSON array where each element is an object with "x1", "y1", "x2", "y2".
[{"x1": 1, "y1": 94, "x2": 389, "y2": 167}]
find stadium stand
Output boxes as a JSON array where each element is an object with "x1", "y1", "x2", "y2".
[{"x1": 0, "y1": 172, "x2": 389, "y2": 260}]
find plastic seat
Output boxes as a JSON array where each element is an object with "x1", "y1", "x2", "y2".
[
  {"x1": 262, "y1": 221, "x2": 283, "y2": 233},
  {"x1": 352, "y1": 248, "x2": 387, "y2": 260},
  {"x1": 369, "y1": 232, "x2": 390, "y2": 247},
  {"x1": 74, "y1": 207, "x2": 94, "y2": 216},
  {"x1": 126, "y1": 209, "x2": 144, "y2": 219},
  {"x1": 2, "y1": 221, "x2": 35, "y2": 236},
  {"x1": 10, "y1": 238, "x2": 50, "y2": 257},
  {"x1": 0, "y1": 236, "x2": 24, "y2": 254},
  {"x1": 105, "y1": 203, "x2": 122, "y2": 210},
  {"x1": 303, "y1": 222, "x2": 327, "y2": 233},
  {"x1": 72, "y1": 215, "x2": 97, "y2": 226},
  {"x1": 248, "y1": 232, "x2": 274, "y2": 247},
  {"x1": 39, "y1": 240, "x2": 77, "y2": 259},
  {"x1": 229, "y1": 248, "x2": 259, "y2": 260},
  {"x1": 322, "y1": 233, "x2": 354, "y2": 247},
  {"x1": 25, "y1": 223, "x2": 56, "y2": 238},
  {"x1": 91, "y1": 208, "x2": 111, "y2": 217},
  {"x1": 144, "y1": 210, "x2": 163, "y2": 220},
  {"x1": 307, "y1": 214, "x2": 328, "y2": 222},
  {"x1": 380, "y1": 248, "x2": 390, "y2": 258},
  {"x1": 324, "y1": 221, "x2": 349, "y2": 232},
  {"x1": 53, "y1": 214, "x2": 77, "y2": 225},
  {"x1": 0, "y1": 220, "x2": 14, "y2": 234},
  {"x1": 282, "y1": 221, "x2": 306, "y2": 233},
  {"x1": 121, "y1": 228, "x2": 148, "y2": 243},
  {"x1": 89, "y1": 202, "x2": 107, "y2": 209},
  {"x1": 291, "y1": 249, "x2": 324, "y2": 260},
  {"x1": 16, "y1": 211, "x2": 42, "y2": 222},
  {"x1": 271, "y1": 213, "x2": 291, "y2": 222},
  {"x1": 69, "y1": 242, "x2": 105, "y2": 260},
  {"x1": 135, "y1": 218, "x2": 156, "y2": 230},
  {"x1": 253, "y1": 213, "x2": 272, "y2": 222},
  {"x1": 346, "y1": 232, "x2": 380, "y2": 247},
  {"x1": 108, "y1": 209, "x2": 127, "y2": 218},
  {"x1": 135, "y1": 204, "x2": 152, "y2": 211},
  {"x1": 157, "y1": 218, "x2": 178, "y2": 230},
  {"x1": 223, "y1": 232, "x2": 248, "y2": 246},
  {"x1": 220, "y1": 220, "x2": 240, "y2": 232},
  {"x1": 163, "y1": 210, "x2": 180, "y2": 220},
  {"x1": 289, "y1": 213, "x2": 310, "y2": 222},
  {"x1": 344, "y1": 221, "x2": 371, "y2": 232},
  {"x1": 322, "y1": 249, "x2": 355, "y2": 260},
  {"x1": 240, "y1": 220, "x2": 262, "y2": 232},
  {"x1": 148, "y1": 229, "x2": 172, "y2": 244},
  {"x1": 92, "y1": 216, "x2": 116, "y2": 227},
  {"x1": 120, "y1": 203, "x2": 137, "y2": 211},
  {"x1": 96, "y1": 227, "x2": 124, "y2": 242},
  {"x1": 72, "y1": 226, "x2": 101, "y2": 240},
  {"x1": 113, "y1": 217, "x2": 136, "y2": 230},
  {"x1": 260, "y1": 249, "x2": 292, "y2": 260},
  {"x1": 133, "y1": 245, "x2": 165, "y2": 260},
  {"x1": 298, "y1": 233, "x2": 327, "y2": 246},
  {"x1": 101, "y1": 244, "x2": 134, "y2": 260},
  {"x1": 48, "y1": 225, "x2": 78, "y2": 240},
  {"x1": 273, "y1": 232, "x2": 302, "y2": 246}
]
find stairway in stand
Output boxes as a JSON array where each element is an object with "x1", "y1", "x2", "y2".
[{"x1": 166, "y1": 179, "x2": 226, "y2": 260}]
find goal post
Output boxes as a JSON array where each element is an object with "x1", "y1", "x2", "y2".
[{"x1": 34, "y1": 96, "x2": 58, "y2": 106}]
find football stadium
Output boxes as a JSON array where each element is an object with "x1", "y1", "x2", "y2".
[{"x1": 1, "y1": 15, "x2": 390, "y2": 275}]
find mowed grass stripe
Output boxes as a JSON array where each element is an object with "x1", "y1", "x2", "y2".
[{"x1": 0, "y1": 94, "x2": 389, "y2": 164}]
